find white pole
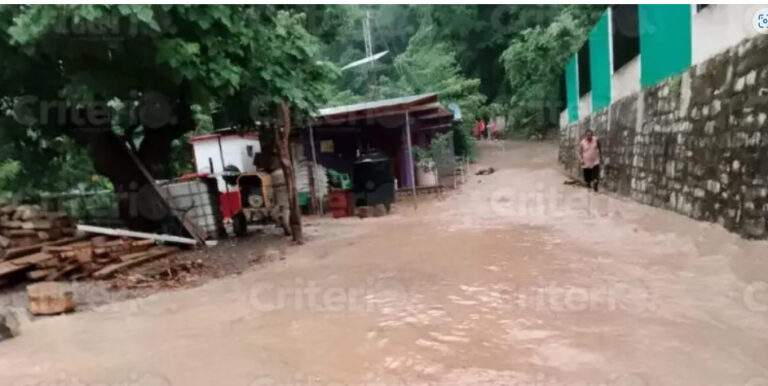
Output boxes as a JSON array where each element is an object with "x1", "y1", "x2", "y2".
[
  {"x1": 405, "y1": 110, "x2": 417, "y2": 209},
  {"x1": 309, "y1": 123, "x2": 322, "y2": 215}
]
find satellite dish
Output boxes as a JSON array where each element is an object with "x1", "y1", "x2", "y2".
[
  {"x1": 341, "y1": 50, "x2": 389, "y2": 71},
  {"x1": 447, "y1": 103, "x2": 462, "y2": 120}
]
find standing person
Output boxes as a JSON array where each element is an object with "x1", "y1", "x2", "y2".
[
  {"x1": 489, "y1": 121, "x2": 499, "y2": 139},
  {"x1": 473, "y1": 119, "x2": 486, "y2": 139},
  {"x1": 578, "y1": 129, "x2": 602, "y2": 192}
]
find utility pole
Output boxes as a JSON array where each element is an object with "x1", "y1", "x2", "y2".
[
  {"x1": 363, "y1": 10, "x2": 373, "y2": 59},
  {"x1": 362, "y1": 10, "x2": 377, "y2": 99}
]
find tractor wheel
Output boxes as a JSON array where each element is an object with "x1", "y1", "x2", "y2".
[{"x1": 233, "y1": 212, "x2": 248, "y2": 237}]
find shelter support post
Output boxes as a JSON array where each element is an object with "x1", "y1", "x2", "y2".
[
  {"x1": 308, "y1": 123, "x2": 322, "y2": 215},
  {"x1": 405, "y1": 111, "x2": 417, "y2": 209}
]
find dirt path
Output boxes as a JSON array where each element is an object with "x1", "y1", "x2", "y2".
[{"x1": 1, "y1": 141, "x2": 767, "y2": 386}]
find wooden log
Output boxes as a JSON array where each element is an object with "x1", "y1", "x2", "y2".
[
  {"x1": 92, "y1": 246, "x2": 179, "y2": 279},
  {"x1": 0, "y1": 253, "x2": 54, "y2": 277},
  {"x1": 10, "y1": 252, "x2": 54, "y2": 266},
  {"x1": 0, "y1": 234, "x2": 9, "y2": 248},
  {"x1": 21, "y1": 219, "x2": 53, "y2": 230},
  {"x1": 27, "y1": 269, "x2": 57, "y2": 281},
  {"x1": 91, "y1": 236, "x2": 108, "y2": 246},
  {"x1": 27, "y1": 282, "x2": 75, "y2": 315},
  {"x1": 35, "y1": 258, "x2": 63, "y2": 269},
  {"x1": 60, "y1": 246, "x2": 93, "y2": 264},
  {"x1": 7, "y1": 229, "x2": 37, "y2": 237},
  {"x1": 0, "y1": 219, "x2": 23, "y2": 228},
  {"x1": 13, "y1": 205, "x2": 41, "y2": 221},
  {"x1": 94, "y1": 239, "x2": 154, "y2": 255},
  {"x1": 118, "y1": 248, "x2": 157, "y2": 262},
  {"x1": 0, "y1": 204, "x2": 17, "y2": 215},
  {"x1": 41, "y1": 245, "x2": 74, "y2": 253},
  {"x1": 46, "y1": 265, "x2": 80, "y2": 281},
  {"x1": 3, "y1": 235, "x2": 89, "y2": 260}
]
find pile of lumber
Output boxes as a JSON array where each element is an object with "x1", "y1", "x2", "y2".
[
  {"x1": 0, "y1": 235, "x2": 179, "y2": 283},
  {"x1": 1, "y1": 204, "x2": 77, "y2": 259}
]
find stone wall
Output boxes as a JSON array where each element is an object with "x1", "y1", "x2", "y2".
[{"x1": 560, "y1": 34, "x2": 768, "y2": 239}]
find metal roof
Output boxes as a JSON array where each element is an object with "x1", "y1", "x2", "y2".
[{"x1": 316, "y1": 93, "x2": 438, "y2": 120}]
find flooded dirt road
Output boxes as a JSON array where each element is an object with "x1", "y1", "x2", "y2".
[{"x1": 1, "y1": 141, "x2": 768, "y2": 386}]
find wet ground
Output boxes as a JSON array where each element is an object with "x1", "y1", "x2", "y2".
[{"x1": 1, "y1": 140, "x2": 768, "y2": 386}]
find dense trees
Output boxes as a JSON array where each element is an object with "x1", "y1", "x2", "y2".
[
  {"x1": 323, "y1": 5, "x2": 603, "y2": 137},
  {"x1": 0, "y1": 4, "x2": 602, "y2": 213},
  {"x1": 0, "y1": 5, "x2": 337, "y2": 232},
  {"x1": 501, "y1": 5, "x2": 604, "y2": 136}
]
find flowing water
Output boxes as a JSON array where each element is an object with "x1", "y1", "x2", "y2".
[{"x1": 1, "y1": 141, "x2": 767, "y2": 386}]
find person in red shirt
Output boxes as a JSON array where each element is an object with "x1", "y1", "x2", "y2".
[
  {"x1": 578, "y1": 129, "x2": 603, "y2": 192},
  {"x1": 473, "y1": 120, "x2": 486, "y2": 139}
]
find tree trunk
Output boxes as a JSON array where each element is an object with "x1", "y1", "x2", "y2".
[
  {"x1": 275, "y1": 103, "x2": 302, "y2": 243},
  {"x1": 66, "y1": 99, "x2": 195, "y2": 232}
]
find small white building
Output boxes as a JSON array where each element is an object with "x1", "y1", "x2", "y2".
[{"x1": 189, "y1": 130, "x2": 261, "y2": 191}]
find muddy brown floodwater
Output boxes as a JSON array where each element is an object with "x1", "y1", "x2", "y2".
[{"x1": 1, "y1": 141, "x2": 768, "y2": 386}]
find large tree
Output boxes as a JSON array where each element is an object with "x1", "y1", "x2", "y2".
[
  {"x1": 500, "y1": 5, "x2": 603, "y2": 135},
  {"x1": 0, "y1": 5, "x2": 336, "y2": 234}
]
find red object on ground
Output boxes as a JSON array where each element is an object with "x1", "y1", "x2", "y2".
[
  {"x1": 329, "y1": 190, "x2": 352, "y2": 218},
  {"x1": 219, "y1": 191, "x2": 241, "y2": 219}
]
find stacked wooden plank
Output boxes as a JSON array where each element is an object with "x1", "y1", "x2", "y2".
[
  {"x1": 0, "y1": 204, "x2": 77, "y2": 259},
  {"x1": 0, "y1": 235, "x2": 179, "y2": 284}
]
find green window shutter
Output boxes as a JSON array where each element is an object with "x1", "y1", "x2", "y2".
[
  {"x1": 639, "y1": 4, "x2": 692, "y2": 87},
  {"x1": 566, "y1": 55, "x2": 580, "y2": 123},
  {"x1": 589, "y1": 10, "x2": 612, "y2": 112}
]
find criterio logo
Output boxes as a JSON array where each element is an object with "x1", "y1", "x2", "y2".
[{"x1": 752, "y1": 9, "x2": 768, "y2": 34}]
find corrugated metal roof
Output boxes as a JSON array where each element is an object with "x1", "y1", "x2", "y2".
[{"x1": 316, "y1": 93, "x2": 438, "y2": 118}]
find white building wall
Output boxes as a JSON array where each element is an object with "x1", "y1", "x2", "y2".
[
  {"x1": 559, "y1": 109, "x2": 568, "y2": 129},
  {"x1": 612, "y1": 56, "x2": 641, "y2": 102},
  {"x1": 692, "y1": 4, "x2": 764, "y2": 65},
  {"x1": 192, "y1": 136, "x2": 261, "y2": 191},
  {"x1": 578, "y1": 92, "x2": 592, "y2": 120}
]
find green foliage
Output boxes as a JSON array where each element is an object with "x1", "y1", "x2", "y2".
[
  {"x1": 427, "y1": 131, "x2": 452, "y2": 168},
  {"x1": 452, "y1": 124, "x2": 475, "y2": 160},
  {"x1": 0, "y1": 159, "x2": 20, "y2": 202},
  {"x1": 411, "y1": 131, "x2": 452, "y2": 173},
  {"x1": 501, "y1": 5, "x2": 603, "y2": 136},
  {"x1": 382, "y1": 22, "x2": 484, "y2": 158},
  {"x1": 0, "y1": 5, "x2": 337, "y2": 197},
  {"x1": 418, "y1": 5, "x2": 565, "y2": 103},
  {"x1": 0, "y1": 4, "x2": 608, "y2": 200}
]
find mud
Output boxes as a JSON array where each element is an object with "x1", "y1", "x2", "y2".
[{"x1": 0, "y1": 141, "x2": 767, "y2": 386}]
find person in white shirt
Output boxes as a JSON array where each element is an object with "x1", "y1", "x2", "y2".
[{"x1": 577, "y1": 129, "x2": 603, "y2": 192}]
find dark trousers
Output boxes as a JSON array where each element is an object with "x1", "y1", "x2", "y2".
[{"x1": 583, "y1": 165, "x2": 600, "y2": 191}]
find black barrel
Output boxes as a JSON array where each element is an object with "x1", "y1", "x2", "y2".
[{"x1": 352, "y1": 149, "x2": 395, "y2": 209}]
